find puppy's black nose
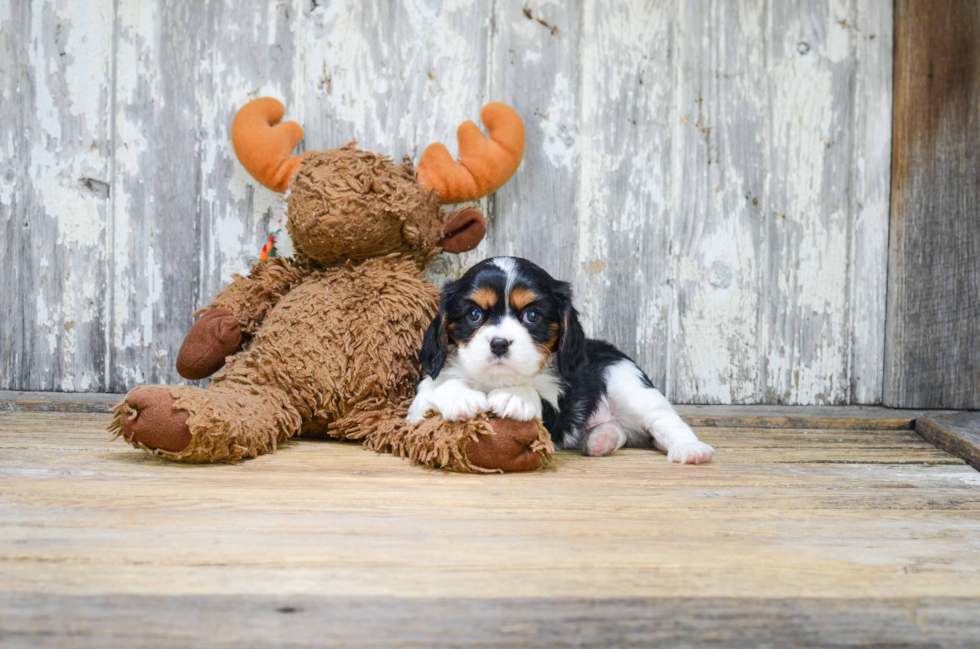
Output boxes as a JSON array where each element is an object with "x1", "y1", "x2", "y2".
[{"x1": 490, "y1": 337, "x2": 510, "y2": 357}]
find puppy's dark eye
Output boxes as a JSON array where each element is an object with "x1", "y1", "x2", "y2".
[
  {"x1": 467, "y1": 308, "x2": 483, "y2": 323},
  {"x1": 523, "y1": 310, "x2": 540, "y2": 325}
]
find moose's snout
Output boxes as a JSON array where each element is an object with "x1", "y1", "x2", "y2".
[{"x1": 490, "y1": 337, "x2": 510, "y2": 357}]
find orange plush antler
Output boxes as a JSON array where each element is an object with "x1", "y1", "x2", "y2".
[
  {"x1": 416, "y1": 103, "x2": 525, "y2": 204},
  {"x1": 231, "y1": 98, "x2": 312, "y2": 193}
]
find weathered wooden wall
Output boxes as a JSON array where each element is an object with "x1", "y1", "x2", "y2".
[
  {"x1": 885, "y1": 0, "x2": 980, "y2": 410},
  {"x1": 0, "y1": 0, "x2": 894, "y2": 404}
]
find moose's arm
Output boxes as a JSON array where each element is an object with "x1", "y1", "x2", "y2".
[{"x1": 176, "y1": 257, "x2": 312, "y2": 379}]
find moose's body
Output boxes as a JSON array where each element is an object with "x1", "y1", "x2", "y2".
[
  {"x1": 211, "y1": 256, "x2": 440, "y2": 439},
  {"x1": 109, "y1": 99, "x2": 550, "y2": 472}
]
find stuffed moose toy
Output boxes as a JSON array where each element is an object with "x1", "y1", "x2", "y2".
[{"x1": 109, "y1": 98, "x2": 554, "y2": 472}]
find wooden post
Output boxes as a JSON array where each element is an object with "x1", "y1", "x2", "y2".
[{"x1": 885, "y1": 0, "x2": 980, "y2": 408}]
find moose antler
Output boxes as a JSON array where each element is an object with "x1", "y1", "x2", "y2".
[
  {"x1": 231, "y1": 98, "x2": 313, "y2": 193},
  {"x1": 416, "y1": 103, "x2": 525, "y2": 204}
]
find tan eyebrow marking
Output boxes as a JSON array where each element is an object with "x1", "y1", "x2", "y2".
[
  {"x1": 509, "y1": 286, "x2": 539, "y2": 310},
  {"x1": 469, "y1": 286, "x2": 498, "y2": 310}
]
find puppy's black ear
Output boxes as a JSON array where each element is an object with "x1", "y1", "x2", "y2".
[
  {"x1": 419, "y1": 280, "x2": 460, "y2": 379},
  {"x1": 419, "y1": 313, "x2": 448, "y2": 379},
  {"x1": 554, "y1": 282, "x2": 587, "y2": 378}
]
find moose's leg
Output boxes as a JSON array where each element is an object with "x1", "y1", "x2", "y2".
[
  {"x1": 174, "y1": 258, "x2": 313, "y2": 380},
  {"x1": 110, "y1": 380, "x2": 301, "y2": 463},
  {"x1": 357, "y1": 411, "x2": 554, "y2": 473}
]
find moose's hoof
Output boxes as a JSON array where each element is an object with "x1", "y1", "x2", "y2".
[
  {"x1": 120, "y1": 387, "x2": 192, "y2": 453},
  {"x1": 466, "y1": 418, "x2": 546, "y2": 472},
  {"x1": 176, "y1": 308, "x2": 242, "y2": 380}
]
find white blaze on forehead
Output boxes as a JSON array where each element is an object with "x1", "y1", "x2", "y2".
[{"x1": 490, "y1": 256, "x2": 519, "y2": 296}]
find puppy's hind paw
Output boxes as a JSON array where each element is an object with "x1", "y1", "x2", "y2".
[
  {"x1": 667, "y1": 441, "x2": 715, "y2": 464},
  {"x1": 583, "y1": 423, "x2": 626, "y2": 457}
]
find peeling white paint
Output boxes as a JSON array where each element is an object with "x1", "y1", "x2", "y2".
[
  {"x1": 3, "y1": 0, "x2": 894, "y2": 402},
  {"x1": 1, "y1": 0, "x2": 112, "y2": 390},
  {"x1": 112, "y1": 0, "x2": 160, "y2": 357},
  {"x1": 540, "y1": 73, "x2": 578, "y2": 170}
]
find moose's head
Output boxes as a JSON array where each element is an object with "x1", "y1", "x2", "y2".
[{"x1": 231, "y1": 98, "x2": 525, "y2": 268}]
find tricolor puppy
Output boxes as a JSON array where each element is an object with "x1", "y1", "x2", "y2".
[{"x1": 407, "y1": 257, "x2": 715, "y2": 464}]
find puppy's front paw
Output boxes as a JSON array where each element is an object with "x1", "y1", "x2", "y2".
[
  {"x1": 487, "y1": 389, "x2": 539, "y2": 421},
  {"x1": 405, "y1": 399, "x2": 428, "y2": 424},
  {"x1": 438, "y1": 389, "x2": 489, "y2": 422},
  {"x1": 667, "y1": 441, "x2": 715, "y2": 464}
]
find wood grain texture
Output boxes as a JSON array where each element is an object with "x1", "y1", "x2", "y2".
[
  {"x1": 916, "y1": 412, "x2": 980, "y2": 471},
  {"x1": 487, "y1": 1, "x2": 582, "y2": 284},
  {"x1": 575, "y1": 0, "x2": 674, "y2": 390},
  {"x1": 0, "y1": 390, "x2": 120, "y2": 413},
  {"x1": 298, "y1": 0, "x2": 495, "y2": 288},
  {"x1": 762, "y1": 0, "x2": 859, "y2": 405},
  {"x1": 2, "y1": 1, "x2": 896, "y2": 405},
  {"x1": 107, "y1": 0, "x2": 301, "y2": 392},
  {"x1": 848, "y1": 0, "x2": 892, "y2": 404},
  {"x1": 5, "y1": 594, "x2": 980, "y2": 648},
  {"x1": 2, "y1": 411, "x2": 980, "y2": 645},
  {"x1": 670, "y1": 0, "x2": 768, "y2": 403},
  {"x1": 1, "y1": 412, "x2": 979, "y2": 604},
  {"x1": 885, "y1": 0, "x2": 980, "y2": 409},
  {"x1": 0, "y1": 0, "x2": 113, "y2": 392},
  {"x1": 0, "y1": 391, "x2": 954, "y2": 431}
]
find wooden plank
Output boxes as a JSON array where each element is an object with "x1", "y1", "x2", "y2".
[
  {"x1": 4, "y1": 594, "x2": 980, "y2": 648},
  {"x1": 108, "y1": 0, "x2": 301, "y2": 392},
  {"x1": 2, "y1": 412, "x2": 980, "y2": 605},
  {"x1": 677, "y1": 404, "x2": 925, "y2": 430},
  {"x1": 666, "y1": 0, "x2": 893, "y2": 406},
  {"x1": 847, "y1": 0, "x2": 892, "y2": 404},
  {"x1": 573, "y1": 0, "x2": 674, "y2": 389},
  {"x1": 761, "y1": 0, "x2": 860, "y2": 404},
  {"x1": 0, "y1": 391, "x2": 119, "y2": 414},
  {"x1": 669, "y1": 0, "x2": 768, "y2": 404},
  {"x1": 916, "y1": 412, "x2": 980, "y2": 471},
  {"x1": 0, "y1": 0, "x2": 113, "y2": 391},
  {"x1": 0, "y1": 393, "x2": 951, "y2": 429},
  {"x1": 486, "y1": 2, "x2": 582, "y2": 286},
  {"x1": 885, "y1": 0, "x2": 980, "y2": 409}
]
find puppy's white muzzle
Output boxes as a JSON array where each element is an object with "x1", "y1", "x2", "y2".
[{"x1": 458, "y1": 316, "x2": 543, "y2": 382}]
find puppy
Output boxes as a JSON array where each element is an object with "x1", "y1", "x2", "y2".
[{"x1": 407, "y1": 257, "x2": 714, "y2": 464}]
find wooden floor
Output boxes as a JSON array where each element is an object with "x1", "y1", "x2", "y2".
[{"x1": 2, "y1": 408, "x2": 980, "y2": 647}]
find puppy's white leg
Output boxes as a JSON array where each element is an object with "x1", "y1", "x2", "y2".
[
  {"x1": 582, "y1": 422, "x2": 627, "y2": 457},
  {"x1": 487, "y1": 385, "x2": 542, "y2": 421},
  {"x1": 604, "y1": 360, "x2": 714, "y2": 464},
  {"x1": 407, "y1": 377, "x2": 436, "y2": 423}
]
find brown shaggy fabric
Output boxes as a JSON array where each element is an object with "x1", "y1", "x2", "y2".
[
  {"x1": 110, "y1": 144, "x2": 545, "y2": 472},
  {"x1": 287, "y1": 146, "x2": 444, "y2": 269},
  {"x1": 203, "y1": 256, "x2": 313, "y2": 335},
  {"x1": 357, "y1": 412, "x2": 554, "y2": 474}
]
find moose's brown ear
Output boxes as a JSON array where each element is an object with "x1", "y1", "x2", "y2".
[{"x1": 440, "y1": 208, "x2": 486, "y2": 254}]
